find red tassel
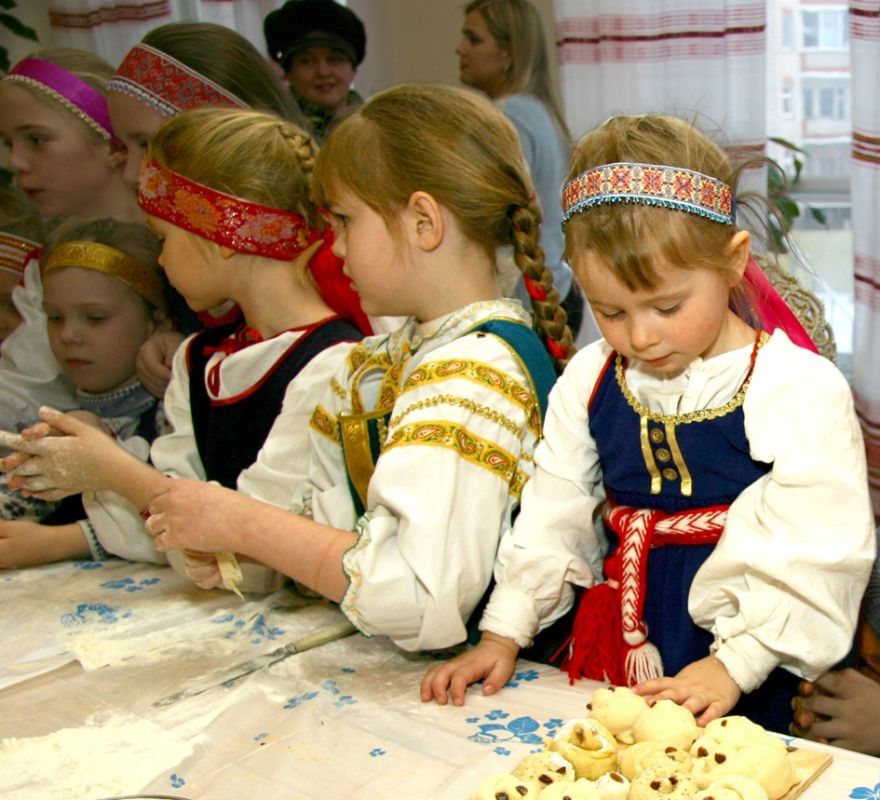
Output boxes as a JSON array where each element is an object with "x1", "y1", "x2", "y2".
[{"x1": 560, "y1": 582, "x2": 626, "y2": 686}]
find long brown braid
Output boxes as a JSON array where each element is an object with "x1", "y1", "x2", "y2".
[{"x1": 312, "y1": 82, "x2": 575, "y2": 372}]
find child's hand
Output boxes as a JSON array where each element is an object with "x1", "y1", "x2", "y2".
[
  {"x1": 145, "y1": 477, "x2": 238, "y2": 554},
  {"x1": 633, "y1": 655, "x2": 741, "y2": 726},
  {"x1": 137, "y1": 331, "x2": 184, "y2": 399},
  {"x1": 181, "y1": 550, "x2": 223, "y2": 590},
  {"x1": 0, "y1": 407, "x2": 118, "y2": 499},
  {"x1": 0, "y1": 520, "x2": 90, "y2": 568},
  {"x1": 419, "y1": 631, "x2": 520, "y2": 706},
  {"x1": 790, "y1": 669, "x2": 880, "y2": 755}
]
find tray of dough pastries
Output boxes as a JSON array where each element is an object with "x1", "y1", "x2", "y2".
[{"x1": 469, "y1": 685, "x2": 832, "y2": 800}]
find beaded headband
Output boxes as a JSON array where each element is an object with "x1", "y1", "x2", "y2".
[
  {"x1": 138, "y1": 158, "x2": 321, "y2": 260},
  {"x1": 5, "y1": 57, "x2": 117, "y2": 144},
  {"x1": 108, "y1": 44, "x2": 248, "y2": 118},
  {"x1": 562, "y1": 162, "x2": 734, "y2": 226},
  {"x1": 42, "y1": 240, "x2": 167, "y2": 312},
  {"x1": 0, "y1": 233, "x2": 41, "y2": 278}
]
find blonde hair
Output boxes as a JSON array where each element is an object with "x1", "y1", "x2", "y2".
[
  {"x1": 41, "y1": 217, "x2": 166, "y2": 313},
  {"x1": 465, "y1": 0, "x2": 570, "y2": 143},
  {"x1": 12, "y1": 48, "x2": 115, "y2": 143},
  {"x1": 313, "y1": 82, "x2": 574, "y2": 370},
  {"x1": 564, "y1": 114, "x2": 745, "y2": 293},
  {"x1": 146, "y1": 107, "x2": 320, "y2": 229}
]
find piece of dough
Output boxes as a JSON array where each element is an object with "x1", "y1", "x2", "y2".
[
  {"x1": 594, "y1": 771, "x2": 631, "y2": 800},
  {"x1": 470, "y1": 772, "x2": 538, "y2": 800},
  {"x1": 690, "y1": 736, "x2": 796, "y2": 800},
  {"x1": 546, "y1": 718, "x2": 617, "y2": 780},
  {"x1": 628, "y1": 764, "x2": 699, "y2": 799},
  {"x1": 632, "y1": 699, "x2": 701, "y2": 750},
  {"x1": 694, "y1": 775, "x2": 769, "y2": 800},
  {"x1": 539, "y1": 779, "x2": 603, "y2": 800},
  {"x1": 512, "y1": 751, "x2": 575, "y2": 787},
  {"x1": 587, "y1": 685, "x2": 649, "y2": 744},
  {"x1": 618, "y1": 740, "x2": 693, "y2": 780},
  {"x1": 216, "y1": 551, "x2": 243, "y2": 598}
]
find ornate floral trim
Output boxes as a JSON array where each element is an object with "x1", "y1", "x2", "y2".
[
  {"x1": 309, "y1": 404, "x2": 339, "y2": 444},
  {"x1": 563, "y1": 162, "x2": 734, "y2": 226},
  {"x1": 383, "y1": 420, "x2": 526, "y2": 498},
  {"x1": 0, "y1": 232, "x2": 40, "y2": 276}
]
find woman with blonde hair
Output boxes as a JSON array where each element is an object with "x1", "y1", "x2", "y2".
[{"x1": 456, "y1": 0, "x2": 586, "y2": 337}]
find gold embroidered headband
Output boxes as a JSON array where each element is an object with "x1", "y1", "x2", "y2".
[
  {"x1": 562, "y1": 162, "x2": 734, "y2": 226},
  {"x1": 0, "y1": 232, "x2": 41, "y2": 277},
  {"x1": 42, "y1": 240, "x2": 167, "y2": 312}
]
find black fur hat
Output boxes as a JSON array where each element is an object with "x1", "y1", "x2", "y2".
[{"x1": 264, "y1": 0, "x2": 366, "y2": 70}]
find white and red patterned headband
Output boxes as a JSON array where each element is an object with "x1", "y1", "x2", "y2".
[
  {"x1": 138, "y1": 158, "x2": 321, "y2": 260},
  {"x1": 0, "y1": 233, "x2": 41, "y2": 278},
  {"x1": 108, "y1": 44, "x2": 247, "y2": 118},
  {"x1": 562, "y1": 162, "x2": 734, "y2": 226}
]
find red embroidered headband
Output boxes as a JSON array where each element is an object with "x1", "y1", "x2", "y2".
[
  {"x1": 0, "y1": 233, "x2": 41, "y2": 278},
  {"x1": 562, "y1": 162, "x2": 734, "y2": 226},
  {"x1": 108, "y1": 44, "x2": 247, "y2": 117},
  {"x1": 5, "y1": 57, "x2": 117, "y2": 143},
  {"x1": 138, "y1": 158, "x2": 321, "y2": 260}
]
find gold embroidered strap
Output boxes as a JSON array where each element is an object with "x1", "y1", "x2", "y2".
[
  {"x1": 42, "y1": 240, "x2": 166, "y2": 311},
  {"x1": 384, "y1": 420, "x2": 526, "y2": 498},
  {"x1": 338, "y1": 409, "x2": 389, "y2": 511},
  {"x1": 310, "y1": 404, "x2": 339, "y2": 444}
]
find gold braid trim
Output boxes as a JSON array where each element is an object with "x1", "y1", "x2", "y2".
[
  {"x1": 389, "y1": 394, "x2": 522, "y2": 437},
  {"x1": 43, "y1": 241, "x2": 166, "y2": 312},
  {"x1": 309, "y1": 404, "x2": 339, "y2": 444},
  {"x1": 384, "y1": 420, "x2": 528, "y2": 499},
  {"x1": 329, "y1": 377, "x2": 347, "y2": 400},
  {"x1": 400, "y1": 359, "x2": 539, "y2": 437}
]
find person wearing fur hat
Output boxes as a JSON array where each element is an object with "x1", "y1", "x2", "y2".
[{"x1": 264, "y1": 0, "x2": 366, "y2": 143}]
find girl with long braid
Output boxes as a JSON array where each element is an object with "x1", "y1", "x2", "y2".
[{"x1": 32, "y1": 83, "x2": 574, "y2": 649}]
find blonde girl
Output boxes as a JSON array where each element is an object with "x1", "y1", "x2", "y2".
[
  {"x1": 28, "y1": 83, "x2": 575, "y2": 649},
  {"x1": 421, "y1": 113, "x2": 874, "y2": 733},
  {"x1": 1, "y1": 108, "x2": 367, "y2": 580},
  {"x1": 0, "y1": 217, "x2": 167, "y2": 566}
]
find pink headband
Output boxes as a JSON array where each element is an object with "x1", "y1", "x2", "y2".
[
  {"x1": 108, "y1": 44, "x2": 247, "y2": 117},
  {"x1": 138, "y1": 158, "x2": 371, "y2": 333},
  {"x1": 0, "y1": 233, "x2": 41, "y2": 278},
  {"x1": 5, "y1": 57, "x2": 117, "y2": 143}
]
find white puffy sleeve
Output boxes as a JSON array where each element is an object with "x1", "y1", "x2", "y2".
[
  {"x1": 82, "y1": 336, "x2": 199, "y2": 563},
  {"x1": 690, "y1": 338, "x2": 876, "y2": 692},
  {"x1": 480, "y1": 342, "x2": 610, "y2": 648},
  {"x1": 333, "y1": 332, "x2": 544, "y2": 651}
]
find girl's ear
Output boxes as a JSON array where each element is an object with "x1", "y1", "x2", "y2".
[
  {"x1": 406, "y1": 191, "x2": 444, "y2": 252},
  {"x1": 726, "y1": 230, "x2": 750, "y2": 286}
]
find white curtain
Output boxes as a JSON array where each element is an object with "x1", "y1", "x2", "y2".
[
  {"x1": 552, "y1": 0, "x2": 767, "y2": 199},
  {"x1": 850, "y1": 0, "x2": 880, "y2": 517},
  {"x1": 43, "y1": 0, "x2": 280, "y2": 64}
]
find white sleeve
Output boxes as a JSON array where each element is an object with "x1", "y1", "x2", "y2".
[
  {"x1": 480, "y1": 343, "x2": 609, "y2": 647},
  {"x1": 0, "y1": 260, "x2": 77, "y2": 432},
  {"x1": 82, "y1": 339, "x2": 198, "y2": 564},
  {"x1": 333, "y1": 333, "x2": 542, "y2": 651},
  {"x1": 690, "y1": 344, "x2": 876, "y2": 692},
  {"x1": 236, "y1": 342, "x2": 353, "y2": 508}
]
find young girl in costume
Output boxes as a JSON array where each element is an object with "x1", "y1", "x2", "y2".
[
  {"x1": 12, "y1": 84, "x2": 574, "y2": 647},
  {"x1": 106, "y1": 21, "x2": 309, "y2": 398},
  {"x1": 420, "y1": 113, "x2": 875, "y2": 732},
  {"x1": 0, "y1": 48, "x2": 137, "y2": 433},
  {"x1": 2, "y1": 107, "x2": 368, "y2": 583},
  {"x1": 0, "y1": 217, "x2": 168, "y2": 565}
]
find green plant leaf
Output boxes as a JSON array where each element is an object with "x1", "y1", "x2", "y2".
[
  {"x1": 810, "y1": 207, "x2": 828, "y2": 226},
  {"x1": 768, "y1": 136, "x2": 808, "y2": 155},
  {"x1": 0, "y1": 12, "x2": 38, "y2": 41},
  {"x1": 0, "y1": 1, "x2": 18, "y2": 10},
  {"x1": 0, "y1": 51, "x2": 9, "y2": 73}
]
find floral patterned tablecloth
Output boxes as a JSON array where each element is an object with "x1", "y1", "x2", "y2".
[{"x1": 0, "y1": 561, "x2": 878, "y2": 799}]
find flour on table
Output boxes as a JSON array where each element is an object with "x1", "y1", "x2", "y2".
[{"x1": 0, "y1": 712, "x2": 193, "y2": 800}]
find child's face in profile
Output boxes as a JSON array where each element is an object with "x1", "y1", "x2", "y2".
[
  {"x1": 0, "y1": 82, "x2": 118, "y2": 219},
  {"x1": 0, "y1": 271, "x2": 23, "y2": 343},
  {"x1": 42, "y1": 266, "x2": 158, "y2": 394},
  {"x1": 107, "y1": 91, "x2": 166, "y2": 191}
]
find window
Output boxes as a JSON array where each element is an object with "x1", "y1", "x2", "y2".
[{"x1": 802, "y1": 8, "x2": 849, "y2": 49}]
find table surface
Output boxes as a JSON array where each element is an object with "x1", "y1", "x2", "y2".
[{"x1": 1, "y1": 560, "x2": 878, "y2": 799}]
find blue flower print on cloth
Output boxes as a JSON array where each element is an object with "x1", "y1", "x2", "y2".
[{"x1": 851, "y1": 784, "x2": 880, "y2": 800}]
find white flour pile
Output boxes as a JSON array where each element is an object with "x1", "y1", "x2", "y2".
[{"x1": 0, "y1": 712, "x2": 194, "y2": 800}]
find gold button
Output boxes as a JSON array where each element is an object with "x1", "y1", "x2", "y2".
[
  {"x1": 649, "y1": 428, "x2": 664, "y2": 443},
  {"x1": 662, "y1": 468, "x2": 678, "y2": 481},
  {"x1": 655, "y1": 448, "x2": 671, "y2": 462}
]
